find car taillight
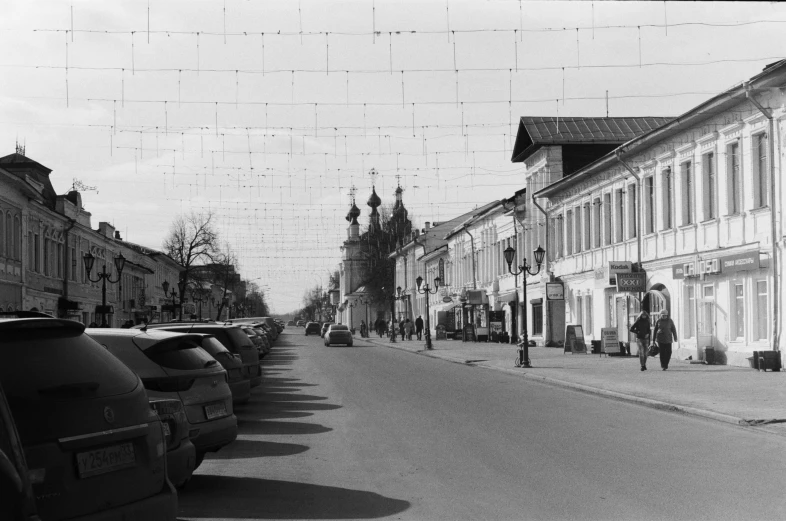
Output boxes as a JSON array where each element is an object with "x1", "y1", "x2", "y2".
[{"x1": 143, "y1": 376, "x2": 195, "y2": 392}]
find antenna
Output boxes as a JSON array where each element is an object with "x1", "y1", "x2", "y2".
[
  {"x1": 71, "y1": 178, "x2": 98, "y2": 193},
  {"x1": 15, "y1": 140, "x2": 25, "y2": 156}
]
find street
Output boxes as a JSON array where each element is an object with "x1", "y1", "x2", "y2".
[{"x1": 178, "y1": 330, "x2": 786, "y2": 520}]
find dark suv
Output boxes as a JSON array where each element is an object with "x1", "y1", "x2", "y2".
[
  {"x1": 141, "y1": 323, "x2": 262, "y2": 388},
  {"x1": 0, "y1": 318, "x2": 176, "y2": 520}
]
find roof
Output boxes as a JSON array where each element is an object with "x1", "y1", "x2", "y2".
[
  {"x1": 535, "y1": 59, "x2": 786, "y2": 199},
  {"x1": 511, "y1": 116, "x2": 672, "y2": 163},
  {"x1": 443, "y1": 200, "x2": 507, "y2": 240},
  {"x1": 0, "y1": 152, "x2": 52, "y2": 174}
]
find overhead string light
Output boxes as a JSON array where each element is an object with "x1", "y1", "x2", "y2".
[
  {"x1": 446, "y1": 0, "x2": 450, "y2": 41},
  {"x1": 298, "y1": 0, "x2": 303, "y2": 44},
  {"x1": 372, "y1": 0, "x2": 376, "y2": 43},
  {"x1": 389, "y1": 33, "x2": 393, "y2": 74},
  {"x1": 235, "y1": 70, "x2": 239, "y2": 107},
  {"x1": 401, "y1": 71, "x2": 405, "y2": 107},
  {"x1": 196, "y1": 32, "x2": 200, "y2": 75},
  {"x1": 514, "y1": 31, "x2": 518, "y2": 71},
  {"x1": 177, "y1": 70, "x2": 181, "y2": 107},
  {"x1": 224, "y1": 0, "x2": 227, "y2": 44},
  {"x1": 147, "y1": 0, "x2": 150, "y2": 43},
  {"x1": 65, "y1": 31, "x2": 69, "y2": 106},
  {"x1": 261, "y1": 33, "x2": 265, "y2": 75},
  {"x1": 576, "y1": 28, "x2": 580, "y2": 68},
  {"x1": 638, "y1": 26, "x2": 642, "y2": 67},
  {"x1": 130, "y1": 31, "x2": 135, "y2": 74},
  {"x1": 326, "y1": 33, "x2": 329, "y2": 74}
]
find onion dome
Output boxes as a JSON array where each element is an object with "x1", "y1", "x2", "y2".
[
  {"x1": 367, "y1": 186, "x2": 381, "y2": 209},
  {"x1": 346, "y1": 200, "x2": 361, "y2": 224}
]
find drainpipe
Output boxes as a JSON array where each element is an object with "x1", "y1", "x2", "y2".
[
  {"x1": 61, "y1": 218, "x2": 77, "y2": 319},
  {"x1": 532, "y1": 196, "x2": 552, "y2": 345},
  {"x1": 746, "y1": 83, "x2": 780, "y2": 352},
  {"x1": 463, "y1": 226, "x2": 478, "y2": 290}
]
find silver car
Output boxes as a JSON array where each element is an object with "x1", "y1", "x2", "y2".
[{"x1": 324, "y1": 324, "x2": 354, "y2": 347}]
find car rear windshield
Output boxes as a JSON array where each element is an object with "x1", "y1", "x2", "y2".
[
  {"x1": 0, "y1": 326, "x2": 139, "y2": 399},
  {"x1": 198, "y1": 336, "x2": 233, "y2": 358},
  {"x1": 330, "y1": 325, "x2": 349, "y2": 331},
  {"x1": 144, "y1": 338, "x2": 218, "y2": 370},
  {"x1": 224, "y1": 328, "x2": 256, "y2": 348}
]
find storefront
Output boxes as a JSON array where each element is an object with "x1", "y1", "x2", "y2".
[
  {"x1": 0, "y1": 281, "x2": 21, "y2": 311},
  {"x1": 462, "y1": 290, "x2": 489, "y2": 342},
  {"x1": 672, "y1": 250, "x2": 769, "y2": 366}
]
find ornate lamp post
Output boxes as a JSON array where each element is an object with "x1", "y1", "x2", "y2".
[
  {"x1": 191, "y1": 288, "x2": 205, "y2": 320},
  {"x1": 161, "y1": 280, "x2": 178, "y2": 322},
  {"x1": 385, "y1": 286, "x2": 409, "y2": 343},
  {"x1": 416, "y1": 276, "x2": 441, "y2": 350},
  {"x1": 347, "y1": 301, "x2": 356, "y2": 332},
  {"x1": 84, "y1": 252, "x2": 126, "y2": 328},
  {"x1": 504, "y1": 245, "x2": 546, "y2": 368}
]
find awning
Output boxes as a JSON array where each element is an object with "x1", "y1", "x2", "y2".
[{"x1": 497, "y1": 291, "x2": 518, "y2": 302}]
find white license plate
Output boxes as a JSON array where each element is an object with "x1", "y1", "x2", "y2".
[
  {"x1": 204, "y1": 402, "x2": 228, "y2": 420},
  {"x1": 76, "y1": 442, "x2": 136, "y2": 478},
  {"x1": 162, "y1": 422, "x2": 171, "y2": 437}
]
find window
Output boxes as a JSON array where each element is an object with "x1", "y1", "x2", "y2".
[
  {"x1": 566, "y1": 209, "x2": 573, "y2": 256},
  {"x1": 586, "y1": 294, "x2": 593, "y2": 335},
  {"x1": 554, "y1": 216, "x2": 564, "y2": 259},
  {"x1": 27, "y1": 232, "x2": 33, "y2": 270},
  {"x1": 14, "y1": 217, "x2": 20, "y2": 260},
  {"x1": 726, "y1": 142, "x2": 741, "y2": 215},
  {"x1": 662, "y1": 167, "x2": 673, "y2": 230},
  {"x1": 731, "y1": 283, "x2": 744, "y2": 341},
  {"x1": 592, "y1": 198, "x2": 601, "y2": 248},
  {"x1": 532, "y1": 301, "x2": 543, "y2": 336},
  {"x1": 685, "y1": 285, "x2": 695, "y2": 339},
  {"x1": 34, "y1": 234, "x2": 40, "y2": 273},
  {"x1": 576, "y1": 296, "x2": 583, "y2": 325},
  {"x1": 57, "y1": 243, "x2": 63, "y2": 278},
  {"x1": 644, "y1": 177, "x2": 654, "y2": 234},
  {"x1": 753, "y1": 133, "x2": 769, "y2": 209},
  {"x1": 43, "y1": 239, "x2": 50, "y2": 276},
  {"x1": 574, "y1": 206, "x2": 581, "y2": 254},
  {"x1": 628, "y1": 184, "x2": 637, "y2": 239},
  {"x1": 702, "y1": 152, "x2": 716, "y2": 220},
  {"x1": 70, "y1": 247, "x2": 77, "y2": 281},
  {"x1": 681, "y1": 161, "x2": 694, "y2": 225},
  {"x1": 583, "y1": 203, "x2": 591, "y2": 251},
  {"x1": 5, "y1": 212, "x2": 10, "y2": 258},
  {"x1": 0, "y1": 212, "x2": 5, "y2": 257},
  {"x1": 755, "y1": 280, "x2": 769, "y2": 340},
  {"x1": 614, "y1": 189, "x2": 624, "y2": 243},
  {"x1": 603, "y1": 193, "x2": 611, "y2": 245}
]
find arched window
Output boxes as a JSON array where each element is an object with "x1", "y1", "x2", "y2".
[
  {"x1": 0, "y1": 211, "x2": 4, "y2": 257},
  {"x1": 14, "y1": 216, "x2": 21, "y2": 260}
]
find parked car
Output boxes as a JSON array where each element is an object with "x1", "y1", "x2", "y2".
[
  {"x1": 0, "y1": 318, "x2": 176, "y2": 520},
  {"x1": 304, "y1": 322, "x2": 321, "y2": 336},
  {"x1": 297, "y1": 320, "x2": 305, "y2": 327},
  {"x1": 320, "y1": 323, "x2": 335, "y2": 338},
  {"x1": 85, "y1": 328, "x2": 237, "y2": 469},
  {"x1": 287, "y1": 320, "x2": 295, "y2": 326},
  {"x1": 241, "y1": 326, "x2": 270, "y2": 357},
  {"x1": 148, "y1": 397, "x2": 196, "y2": 488},
  {"x1": 140, "y1": 323, "x2": 262, "y2": 388},
  {"x1": 192, "y1": 334, "x2": 251, "y2": 404},
  {"x1": 0, "y1": 378, "x2": 38, "y2": 520},
  {"x1": 324, "y1": 324, "x2": 354, "y2": 347}
]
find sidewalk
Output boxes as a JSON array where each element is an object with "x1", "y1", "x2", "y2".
[{"x1": 362, "y1": 334, "x2": 786, "y2": 437}]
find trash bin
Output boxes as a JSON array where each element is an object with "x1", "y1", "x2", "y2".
[
  {"x1": 704, "y1": 347, "x2": 715, "y2": 365},
  {"x1": 591, "y1": 340, "x2": 601, "y2": 354}
]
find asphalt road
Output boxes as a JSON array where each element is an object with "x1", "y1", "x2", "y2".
[{"x1": 178, "y1": 330, "x2": 786, "y2": 521}]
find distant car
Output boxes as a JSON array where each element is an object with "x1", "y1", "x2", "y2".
[
  {"x1": 0, "y1": 318, "x2": 176, "y2": 520},
  {"x1": 324, "y1": 324, "x2": 353, "y2": 347},
  {"x1": 320, "y1": 323, "x2": 334, "y2": 338},
  {"x1": 304, "y1": 322, "x2": 321, "y2": 335},
  {"x1": 297, "y1": 320, "x2": 305, "y2": 327},
  {"x1": 86, "y1": 329, "x2": 238, "y2": 470},
  {"x1": 287, "y1": 320, "x2": 295, "y2": 327}
]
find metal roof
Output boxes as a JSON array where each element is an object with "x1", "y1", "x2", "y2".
[{"x1": 511, "y1": 116, "x2": 672, "y2": 163}]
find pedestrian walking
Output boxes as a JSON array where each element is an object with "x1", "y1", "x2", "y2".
[
  {"x1": 653, "y1": 310, "x2": 678, "y2": 370},
  {"x1": 399, "y1": 319, "x2": 406, "y2": 339},
  {"x1": 360, "y1": 320, "x2": 367, "y2": 338},
  {"x1": 415, "y1": 315, "x2": 424, "y2": 340},
  {"x1": 629, "y1": 310, "x2": 651, "y2": 372},
  {"x1": 405, "y1": 319, "x2": 414, "y2": 340}
]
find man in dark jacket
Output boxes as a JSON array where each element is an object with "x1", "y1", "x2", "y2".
[{"x1": 415, "y1": 315, "x2": 424, "y2": 340}]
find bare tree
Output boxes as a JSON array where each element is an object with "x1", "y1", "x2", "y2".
[
  {"x1": 162, "y1": 211, "x2": 220, "y2": 311},
  {"x1": 210, "y1": 247, "x2": 239, "y2": 321}
]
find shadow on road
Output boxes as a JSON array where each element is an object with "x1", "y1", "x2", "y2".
[
  {"x1": 178, "y1": 475, "x2": 411, "y2": 519},
  {"x1": 238, "y1": 419, "x2": 333, "y2": 435},
  {"x1": 262, "y1": 392, "x2": 327, "y2": 402},
  {"x1": 205, "y1": 439, "x2": 309, "y2": 459}
]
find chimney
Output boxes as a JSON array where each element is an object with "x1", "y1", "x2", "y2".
[
  {"x1": 425, "y1": 222, "x2": 431, "y2": 230},
  {"x1": 98, "y1": 222, "x2": 116, "y2": 239},
  {"x1": 114, "y1": 231, "x2": 122, "y2": 240}
]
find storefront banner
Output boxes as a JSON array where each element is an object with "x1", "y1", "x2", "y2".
[
  {"x1": 616, "y1": 272, "x2": 646, "y2": 292},
  {"x1": 467, "y1": 290, "x2": 487, "y2": 305},
  {"x1": 721, "y1": 251, "x2": 760, "y2": 273},
  {"x1": 546, "y1": 283, "x2": 564, "y2": 300}
]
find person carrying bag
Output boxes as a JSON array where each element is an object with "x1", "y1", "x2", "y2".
[
  {"x1": 629, "y1": 311, "x2": 651, "y2": 372},
  {"x1": 653, "y1": 310, "x2": 678, "y2": 370}
]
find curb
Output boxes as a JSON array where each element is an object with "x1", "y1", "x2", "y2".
[{"x1": 362, "y1": 336, "x2": 786, "y2": 439}]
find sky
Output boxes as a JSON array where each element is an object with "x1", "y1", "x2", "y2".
[{"x1": 2, "y1": 1, "x2": 786, "y2": 313}]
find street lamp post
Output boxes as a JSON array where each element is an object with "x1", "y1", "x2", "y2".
[
  {"x1": 416, "y1": 276, "x2": 441, "y2": 350},
  {"x1": 504, "y1": 245, "x2": 546, "y2": 368},
  {"x1": 84, "y1": 252, "x2": 126, "y2": 328},
  {"x1": 191, "y1": 288, "x2": 205, "y2": 321},
  {"x1": 161, "y1": 280, "x2": 178, "y2": 322},
  {"x1": 348, "y1": 301, "x2": 356, "y2": 333},
  {"x1": 386, "y1": 287, "x2": 408, "y2": 343}
]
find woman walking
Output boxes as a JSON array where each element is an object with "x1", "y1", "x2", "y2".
[
  {"x1": 629, "y1": 310, "x2": 651, "y2": 372},
  {"x1": 653, "y1": 310, "x2": 678, "y2": 370}
]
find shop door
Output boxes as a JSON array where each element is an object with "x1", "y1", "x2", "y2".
[
  {"x1": 616, "y1": 297, "x2": 628, "y2": 342},
  {"x1": 696, "y1": 285, "x2": 717, "y2": 350}
]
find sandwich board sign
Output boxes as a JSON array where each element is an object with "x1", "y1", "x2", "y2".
[
  {"x1": 601, "y1": 327, "x2": 620, "y2": 355},
  {"x1": 564, "y1": 325, "x2": 587, "y2": 354}
]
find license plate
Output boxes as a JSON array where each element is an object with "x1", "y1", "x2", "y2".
[
  {"x1": 76, "y1": 442, "x2": 136, "y2": 478},
  {"x1": 204, "y1": 402, "x2": 228, "y2": 420},
  {"x1": 162, "y1": 422, "x2": 171, "y2": 437}
]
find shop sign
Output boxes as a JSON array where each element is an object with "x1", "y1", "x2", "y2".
[
  {"x1": 616, "y1": 272, "x2": 646, "y2": 292},
  {"x1": 442, "y1": 296, "x2": 453, "y2": 303},
  {"x1": 721, "y1": 251, "x2": 760, "y2": 273},
  {"x1": 607, "y1": 261, "x2": 633, "y2": 285},
  {"x1": 467, "y1": 290, "x2": 486, "y2": 305},
  {"x1": 546, "y1": 283, "x2": 564, "y2": 300},
  {"x1": 601, "y1": 328, "x2": 620, "y2": 354},
  {"x1": 438, "y1": 258, "x2": 445, "y2": 282}
]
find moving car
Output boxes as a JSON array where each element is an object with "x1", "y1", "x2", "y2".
[
  {"x1": 324, "y1": 324, "x2": 354, "y2": 347},
  {"x1": 0, "y1": 318, "x2": 176, "y2": 520},
  {"x1": 320, "y1": 322, "x2": 334, "y2": 338},
  {"x1": 304, "y1": 322, "x2": 321, "y2": 336},
  {"x1": 86, "y1": 328, "x2": 237, "y2": 470},
  {"x1": 297, "y1": 320, "x2": 305, "y2": 327}
]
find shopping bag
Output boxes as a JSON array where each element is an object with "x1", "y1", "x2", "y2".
[{"x1": 647, "y1": 343, "x2": 660, "y2": 357}]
